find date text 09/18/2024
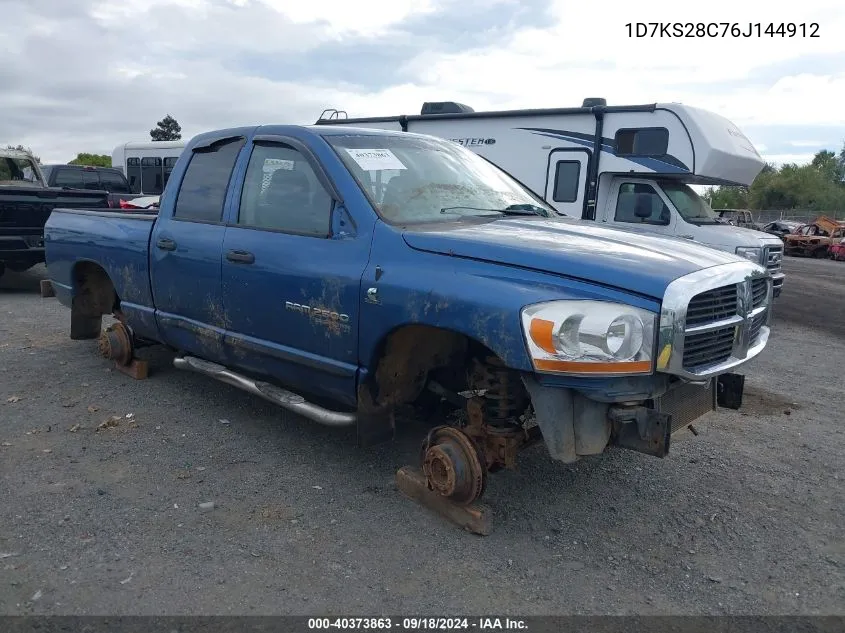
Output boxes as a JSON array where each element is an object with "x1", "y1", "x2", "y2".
[
  {"x1": 625, "y1": 22, "x2": 820, "y2": 38},
  {"x1": 307, "y1": 617, "x2": 527, "y2": 631}
]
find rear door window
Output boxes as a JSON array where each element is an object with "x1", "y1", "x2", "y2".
[
  {"x1": 173, "y1": 137, "x2": 245, "y2": 223},
  {"x1": 552, "y1": 160, "x2": 581, "y2": 203}
]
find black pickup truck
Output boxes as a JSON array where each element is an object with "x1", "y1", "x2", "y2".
[
  {"x1": 40, "y1": 164, "x2": 146, "y2": 208},
  {"x1": 1, "y1": 149, "x2": 109, "y2": 278}
]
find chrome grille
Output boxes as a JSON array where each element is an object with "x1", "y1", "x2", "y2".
[
  {"x1": 658, "y1": 262, "x2": 773, "y2": 380},
  {"x1": 749, "y1": 312, "x2": 766, "y2": 340},
  {"x1": 685, "y1": 284, "x2": 738, "y2": 327},
  {"x1": 765, "y1": 244, "x2": 783, "y2": 275},
  {"x1": 751, "y1": 278, "x2": 767, "y2": 308},
  {"x1": 680, "y1": 277, "x2": 770, "y2": 374},
  {"x1": 683, "y1": 325, "x2": 736, "y2": 371}
]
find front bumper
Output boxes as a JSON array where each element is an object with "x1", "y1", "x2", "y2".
[{"x1": 522, "y1": 373, "x2": 743, "y2": 464}]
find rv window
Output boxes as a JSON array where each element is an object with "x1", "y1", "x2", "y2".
[
  {"x1": 614, "y1": 183, "x2": 671, "y2": 226},
  {"x1": 127, "y1": 158, "x2": 141, "y2": 193},
  {"x1": 615, "y1": 128, "x2": 669, "y2": 157},
  {"x1": 99, "y1": 170, "x2": 130, "y2": 194},
  {"x1": 141, "y1": 157, "x2": 163, "y2": 195},
  {"x1": 552, "y1": 160, "x2": 580, "y2": 203},
  {"x1": 236, "y1": 143, "x2": 332, "y2": 237},
  {"x1": 163, "y1": 157, "x2": 179, "y2": 188},
  {"x1": 173, "y1": 137, "x2": 245, "y2": 223}
]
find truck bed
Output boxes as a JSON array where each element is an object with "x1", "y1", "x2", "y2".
[{"x1": 44, "y1": 208, "x2": 157, "y2": 311}]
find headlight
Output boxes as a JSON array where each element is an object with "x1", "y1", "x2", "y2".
[
  {"x1": 735, "y1": 246, "x2": 762, "y2": 263},
  {"x1": 520, "y1": 301, "x2": 656, "y2": 376}
]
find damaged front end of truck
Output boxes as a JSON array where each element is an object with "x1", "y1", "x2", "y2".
[
  {"x1": 392, "y1": 261, "x2": 771, "y2": 534},
  {"x1": 521, "y1": 261, "x2": 769, "y2": 465}
]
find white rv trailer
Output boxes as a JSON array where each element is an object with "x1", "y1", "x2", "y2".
[
  {"x1": 314, "y1": 98, "x2": 785, "y2": 295},
  {"x1": 111, "y1": 140, "x2": 187, "y2": 196}
]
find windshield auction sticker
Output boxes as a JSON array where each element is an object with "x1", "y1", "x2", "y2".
[{"x1": 345, "y1": 148, "x2": 407, "y2": 171}]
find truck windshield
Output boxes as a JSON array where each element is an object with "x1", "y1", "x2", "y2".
[
  {"x1": 659, "y1": 181, "x2": 720, "y2": 225},
  {"x1": 325, "y1": 134, "x2": 556, "y2": 223},
  {"x1": 0, "y1": 156, "x2": 42, "y2": 187}
]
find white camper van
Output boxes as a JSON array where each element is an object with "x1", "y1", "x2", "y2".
[
  {"x1": 315, "y1": 99, "x2": 785, "y2": 295},
  {"x1": 111, "y1": 140, "x2": 187, "y2": 196}
]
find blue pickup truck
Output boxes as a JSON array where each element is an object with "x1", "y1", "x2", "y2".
[{"x1": 44, "y1": 125, "x2": 773, "y2": 532}]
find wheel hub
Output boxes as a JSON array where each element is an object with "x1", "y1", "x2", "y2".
[
  {"x1": 423, "y1": 444, "x2": 458, "y2": 496},
  {"x1": 98, "y1": 322, "x2": 133, "y2": 366},
  {"x1": 421, "y1": 426, "x2": 486, "y2": 506}
]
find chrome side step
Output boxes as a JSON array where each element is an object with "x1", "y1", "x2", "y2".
[{"x1": 173, "y1": 355, "x2": 357, "y2": 427}]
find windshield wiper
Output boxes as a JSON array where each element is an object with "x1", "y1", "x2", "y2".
[
  {"x1": 688, "y1": 218, "x2": 720, "y2": 225},
  {"x1": 439, "y1": 204, "x2": 551, "y2": 217},
  {"x1": 440, "y1": 206, "x2": 504, "y2": 215},
  {"x1": 501, "y1": 203, "x2": 550, "y2": 216}
]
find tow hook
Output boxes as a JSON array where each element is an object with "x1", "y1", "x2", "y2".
[{"x1": 717, "y1": 373, "x2": 745, "y2": 410}]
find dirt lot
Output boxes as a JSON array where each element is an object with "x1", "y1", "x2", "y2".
[{"x1": 1, "y1": 260, "x2": 843, "y2": 616}]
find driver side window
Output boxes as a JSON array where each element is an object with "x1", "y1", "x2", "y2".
[{"x1": 614, "y1": 183, "x2": 671, "y2": 226}]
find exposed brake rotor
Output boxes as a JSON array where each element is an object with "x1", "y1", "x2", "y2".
[
  {"x1": 420, "y1": 425, "x2": 487, "y2": 506},
  {"x1": 98, "y1": 322, "x2": 133, "y2": 366}
]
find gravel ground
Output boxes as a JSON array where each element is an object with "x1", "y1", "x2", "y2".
[{"x1": 0, "y1": 260, "x2": 843, "y2": 616}]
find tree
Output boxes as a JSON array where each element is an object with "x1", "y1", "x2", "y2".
[
  {"x1": 5, "y1": 144, "x2": 41, "y2": 164},
  {"x1": 150, "y1": 115, "x2": 182, "y2": 141},
  {"x1": 810, "y1": 150, "x2": 844, "y2": 183},
  {"x1": 68, "y1": 153, "x2": 111, "y2": 167},
  {"x1": 704, "y1": 185, "x2": 749, "y2": 209},
  {"x1": 702, "y1": 146, "x2": 845, "y2": 216}
]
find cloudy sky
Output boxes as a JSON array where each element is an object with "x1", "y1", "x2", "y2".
[{"x1": 2, "y1": 0, "x2": 844, "y2": 165}]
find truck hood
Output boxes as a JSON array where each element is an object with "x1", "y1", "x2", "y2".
[
  {"x1": 402, "y1": 217, "x2": 741, "y2": 299},
  {"x1": 681, "y1": 222, "x2": 783, "y2": 249}
]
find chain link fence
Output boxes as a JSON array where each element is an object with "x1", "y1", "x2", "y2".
[{"x1": 714, "y1": 209, "x2": 845, "y2": 225}]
